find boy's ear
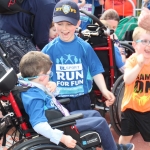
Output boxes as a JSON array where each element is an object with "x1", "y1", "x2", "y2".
[{"x1": 39, "y1": 75, "x2": 46, "y2": 82}]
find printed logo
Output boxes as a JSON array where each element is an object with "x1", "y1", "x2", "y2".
[
  {"x1": 62, "y1": 5, "x2": 71, "y2": 14},
  {"x1": 55, "y1": 54, "x2": 84, "y2": 96},
  {"x1": 82, "y1": 141, "x2": 87, "y2": 145}
]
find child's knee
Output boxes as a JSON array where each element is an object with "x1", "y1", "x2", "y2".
[{"x1": 92, "y1": 110, "x2": 101, "y2": 117}]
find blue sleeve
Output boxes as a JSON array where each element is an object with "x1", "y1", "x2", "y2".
[
  {"x1": 86, "y1": 44, "x2": 104, "y2": 76},
  {"x1": 34, "y1": 3, "x2": 56, "y2": 49},
  {"x1": 21, "y1": 90, "x2": 48, "y2": 127},
  {"x1": 42, "y1": 43, "x2": 51, "y2": 54},
  {"x1": 114, "y1": 46, "x2": 125, "y2": 69}
]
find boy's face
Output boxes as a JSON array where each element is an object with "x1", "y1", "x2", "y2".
[
  {"x1": 133, "y1": 33, "x2": 150, "y2": 59},
  {"x1": 49, "y1": 26, "x2": 58, "y2": 40},
  {"x1": 106, "y1": 20, "x2": 118, "y2": 31},
  {"x1": 54, "y1": 21, "x2": 80, "y2": 42}
]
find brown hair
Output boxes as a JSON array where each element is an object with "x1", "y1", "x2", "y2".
[
  {"x1": 100, "y1": 9, "x2": 120, "y2": 22},
  {"x1": 19, "y1": 51, "x2": 52, "y2": 78},
  {"x1": 99, "y1": 20, "x2": 111, "y2": 29},
  {"x1": 50, "y1": 22, "x2": 55, "y2": 28}
]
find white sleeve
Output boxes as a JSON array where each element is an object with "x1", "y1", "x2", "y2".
[{"x1": 33, "y1": 122, "x2": 64, "y2": 145}]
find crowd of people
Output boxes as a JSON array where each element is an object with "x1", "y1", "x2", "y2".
[{"x1": 0, "y1": 0, "x2": 150, "y2": 150}]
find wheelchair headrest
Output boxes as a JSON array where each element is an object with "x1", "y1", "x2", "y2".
[{"x1": 0, "y1": 68, "x2": 18, "y2": 92}]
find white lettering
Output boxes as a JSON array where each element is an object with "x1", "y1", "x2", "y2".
[
  {"x1": 71, "y1": 80, "x2": 83, "y2": 86},
  {"x1": 56, "y1": 72, "x2": 65, "y2": 80},
  {"x1": 57, "y1": 81, "x2": 69, "y2": 86}
]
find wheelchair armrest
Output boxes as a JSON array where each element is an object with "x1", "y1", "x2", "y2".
[
  {"x1": 57, "y1": 98, "x2": 70, "y2": 104},
  {"x1": 49, "y1": 113, "x2": 83, "y2": 129}
]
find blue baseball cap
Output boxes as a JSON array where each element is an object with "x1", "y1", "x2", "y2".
[{"x1": 53, "y1": 0, "x2": 80, "y2": 26}]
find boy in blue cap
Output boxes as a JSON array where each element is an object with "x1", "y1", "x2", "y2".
[{"x1": 42, "y1": 0, "x2": 115, "y2": 112}]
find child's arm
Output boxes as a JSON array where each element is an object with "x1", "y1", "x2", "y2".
[
  {"x1": 33, "y1": 122, "x2": 76, "y2": 148},
  {"x1": 124, "y1": 54, "x2": 144, "y2": 84},
  {"x1": 93, "y1": 73, "x2": 115, "y2": 106}
]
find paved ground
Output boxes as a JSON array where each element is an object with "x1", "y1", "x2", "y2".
[
  {"x1": 105, "y1": 111, "x2": 150, "y2": 150},
  {"x1": 1, "y1": 111, "x2": 150, "y2": 150}
]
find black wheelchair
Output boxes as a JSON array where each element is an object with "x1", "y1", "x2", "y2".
[
  {"x1": 79, "y1": 10, "x2": 135, "y2": 116},
  {"x1": 109, "y1": 75, "x2": 124, "y2": 135},
  {"x1": 0, "y1": 50, "x2": 102, "y2": 150}
]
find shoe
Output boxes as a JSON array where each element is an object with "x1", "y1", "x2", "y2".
[{"x1": 117, "y1": 143, "x2": 135, "y2": 150}]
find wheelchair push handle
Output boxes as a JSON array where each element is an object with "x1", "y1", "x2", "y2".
[{"x1": 79, "y1": 10, "x2": 114, "y2": 36}]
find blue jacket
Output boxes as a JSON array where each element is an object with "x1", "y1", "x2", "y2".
[{"x1": 0, "y1": 0, "x2": 59, "y2": 49}]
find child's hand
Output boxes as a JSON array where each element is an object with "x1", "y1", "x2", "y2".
[
  {"x1": 60, "y1": 135, "x2": 77, "y2": 148},
  {"x1": 46, "y1": 81, "x2": 57, "y2": 93},
  {"x1": 102, "y1": 90, "x2": 115, "y2": 107},
  {"x1": 137, "y1": 54, "x2": 145, "y2": 67}
]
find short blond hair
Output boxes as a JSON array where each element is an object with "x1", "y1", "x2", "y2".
[{"x1": 132, "y1": 27, "x2": 150, "y2": 41}]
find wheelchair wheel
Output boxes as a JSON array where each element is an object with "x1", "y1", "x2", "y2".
[
  {"x1": 109, "y1": 75, "x2": 124, "y2": 135},
  {"x1": 119, "y1": 41, "x2": 135, "y2": 58},
  {"x1": 9, "y1": 136, "x2": 83, "y2": 150}
]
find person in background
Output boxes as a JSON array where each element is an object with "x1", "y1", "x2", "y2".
[
  {"x1": 73, "y1": 0, "x2": 86, "y2": 8},
  {"x1": 78, "y1": 0, "x2": 104, "y2": 30},
  {"x1": 104, "y1": 0, "x2": 136, "y2": 20},
  {"x1": 49, "y1": 22, "x2": 58, "y2": 42},
  {"x1": 142, "y1": 0, "x2": 150, "y2": 9},
  {"x1": 0, "y1": 0, "x2": 59, "y2": 73},
  {"x1": 119, "y1": 27, "x2": 150, "y2": 147},
  {"x1": 100, "y1": 9, "x2": 125, "y2": 72}
]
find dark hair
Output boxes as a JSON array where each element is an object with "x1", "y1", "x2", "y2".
[
  {"x1": 19, "y1": 51, "x2": 52, "y2": 78},
  {"x1": 100, "y1": 9, "x2": 120, "y2": 22},
  {"x1": 50, "y1": 22, "x2": 55, "y2": 28}
]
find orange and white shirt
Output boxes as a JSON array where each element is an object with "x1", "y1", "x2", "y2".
[{"x1": 122, "y1": 53, "x2": 150, "y2": 112}]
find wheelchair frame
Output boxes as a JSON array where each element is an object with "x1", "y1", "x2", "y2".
[
  {"x1": 0, "y1": 89, "x2": 88, "y2": 149},
  {"x1": 109, "y1": 75, "x2": 124, "y2": 135},
  {"x1": 0, "y1": 70, "x2": 102, "y2": 150}
]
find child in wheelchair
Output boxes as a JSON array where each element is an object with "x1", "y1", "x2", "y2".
[
  {"x1": 119, "y1": 27, "x2": 150, "y2": 146},
  {"x1": 100, "y1": 9, "x2": 126, "y2": 68},
  {"x1": 18, "y1": 50, "x2": 134, "y2": 150}
]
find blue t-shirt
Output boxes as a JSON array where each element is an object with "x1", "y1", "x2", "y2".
[
  {"x1": 86, "y1": 0, "x2": 100, "y2": 6},
  {"x1": 42, "y1": 35, "x2": 104, "y2": 97},
  {"x1": 21, "y1": 87, "x2": 57, "y2": 127},
  {"x1": 0, "y1": 0, "x2": 59, "y2": 49}
]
